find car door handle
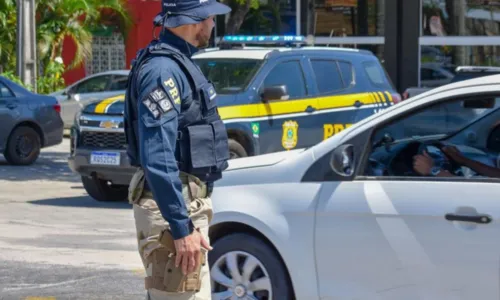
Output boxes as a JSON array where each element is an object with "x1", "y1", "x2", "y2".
[
  {"x1": 6, "y1": 102, "x2": 17, "y2": 109},
  {"x1": 305, "y1": 105, "x2": 316, "y2": 113},
  {"x1": 445, "y1": 213, "x2": 492, "y2": 224},
  {"x1": 354, "y1": 100, "x2": 363, "y2": 108}
]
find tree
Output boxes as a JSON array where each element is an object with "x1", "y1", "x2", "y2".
[
  {"x1": 0, "y1": 0, "x2": 17, "y2": 73},
  {"x1": 36, "y1": 0, "x2": 132, "y2": 70},
  {"x1": 224, "y1": 0, "x2": 260, "y2": 34}
]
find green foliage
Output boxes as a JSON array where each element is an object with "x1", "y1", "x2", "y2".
[
  {"x1": 234, "y1": 0, "x2": 260, "y2": 10},
  {"x1": 0, "y1": 0, "x2": 133, "y2": 94},
  {"x1": 37, "y1": 59, "x2": 66, "y2": 94}
]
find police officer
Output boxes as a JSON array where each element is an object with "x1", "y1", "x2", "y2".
[{"x1": 123, "y1": 0, "x2": 231, "y2": 299}]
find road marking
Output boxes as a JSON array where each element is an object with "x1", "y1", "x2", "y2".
[{"x1": 4, "y1": 276, "x2": 102, "y2": 292}]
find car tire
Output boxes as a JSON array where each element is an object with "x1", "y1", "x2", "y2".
[
  {"x1": 209, "y1": 233, "x2": 294, "y2": 300},
  {"x1": 81, "y1": 176, "x2": 128, "y2": 202},
  {"x1": 4, "y1": 126, "x2": 41, "y2": 166},
  {"x1": 228, "y1": 139, "x2": 247, "y2": 159}
]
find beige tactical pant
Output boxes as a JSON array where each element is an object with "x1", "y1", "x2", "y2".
[{"x1": 129, "y1": 169, "x2": 213, "y2": 300}]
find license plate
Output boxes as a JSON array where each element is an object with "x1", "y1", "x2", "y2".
[{"x1": 90, "y1": 151, "x2": 120, "y2": 166}]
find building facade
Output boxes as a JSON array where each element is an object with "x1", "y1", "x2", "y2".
[{"x1": 62, "y1": 0, "x2": 500, "y2": 94}]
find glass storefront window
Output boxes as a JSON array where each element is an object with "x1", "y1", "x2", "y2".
[
  {"x1": 422, "y1": 0, "x2": 500, "y2": 36},
  {"x1": 420, "y1": 45, "x2": 500, "y2": 88},
  {"x1": 312, "y1": 0, "x2": 385, "y2": 37}
]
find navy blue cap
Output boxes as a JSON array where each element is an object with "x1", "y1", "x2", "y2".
[{"x1": 154, "y1": 0, "x2": 231, "y2": 28}]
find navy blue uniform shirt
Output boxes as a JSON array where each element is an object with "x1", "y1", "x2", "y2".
[{"x1": 135, "y1": 30, "x2": 199, "y2": 240}]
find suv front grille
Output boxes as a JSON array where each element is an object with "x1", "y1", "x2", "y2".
[{"x1": 80, "y1": 131, "x2": 127, "y2": 149}]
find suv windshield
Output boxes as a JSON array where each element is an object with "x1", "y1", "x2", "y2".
[{"x1": 193, "y1": 58, "x2": 263, "y2": 94}]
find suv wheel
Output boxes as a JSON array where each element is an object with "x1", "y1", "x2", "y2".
[
  {"x1": 81, "y1": 176, "x2": 128, "y2": 202},
  {"x1": 209, "y1": 233, "x2": 293, "y2": 299},
  {"x1": 4, "y1": 126, "x2": 41, "y2": 166},
  {"x1": 229, "y1": 139, "x2": 247, "y2": 159}
]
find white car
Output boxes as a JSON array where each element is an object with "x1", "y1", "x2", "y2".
[
  {"x1": 50, "y1": 70, "x2": 130, "y2": 129},
  {"x1": 207, "y1": 74, "x2": 500, "y2": 299}
]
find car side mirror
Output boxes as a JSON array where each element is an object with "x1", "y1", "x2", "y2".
[
  {"x1": 330, "y1": 144, "x2": 355, "y2": 177},
  {"x1": 261, "y1": 85, "x2": 289, "y2": 102}
]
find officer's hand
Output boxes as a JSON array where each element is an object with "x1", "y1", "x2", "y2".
[{"x1": 174, "y1": 229, "x2": 212, "y2": 275}]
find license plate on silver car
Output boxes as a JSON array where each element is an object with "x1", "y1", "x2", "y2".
[{"x1": 90, "y1": 151, "x2": 120, "y2": 166}]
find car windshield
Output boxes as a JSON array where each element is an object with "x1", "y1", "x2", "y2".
[{"x1": 193, "y1": 58, "x2": 263, "y2": 94}]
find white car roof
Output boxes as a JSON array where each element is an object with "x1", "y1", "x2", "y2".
[{"x1": 193, "y1": 46, "x2": 363, "y2": 60}]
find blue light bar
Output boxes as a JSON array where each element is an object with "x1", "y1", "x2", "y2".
[{"x1": 221, "y1": 35, "x2": 306, "y2": 44}]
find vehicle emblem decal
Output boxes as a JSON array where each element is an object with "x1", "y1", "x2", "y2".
[{"x1": 282, "y1": 120, "x2": 298, "y2": 150}]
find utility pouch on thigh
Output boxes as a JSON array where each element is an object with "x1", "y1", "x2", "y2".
[
  {"x1": 154, "y1": 229, "x2": 207, "y2": 293},
  {"x1": 128, "y1": 168, "x2": 145, "y2": 204}
]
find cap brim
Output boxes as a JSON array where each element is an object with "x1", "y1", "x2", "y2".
[
  {"x1": 204, "y1": 1, "x2": 232, "y2": 16},
  {"x1": 162, "y1": 2, "x2": 232, "y2": 28}
]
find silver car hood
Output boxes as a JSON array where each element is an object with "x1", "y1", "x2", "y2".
[{"x1": 225, "y1": 148, "x2": 306, "y2": 172}]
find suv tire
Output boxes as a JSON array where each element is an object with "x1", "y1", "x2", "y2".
[
  {"x1": 208, "y1": 233, "x2": 294, "y2": 299},
  {"x1": 4, "y1": 126, "x2": 41, "y2": 166},
  {"x1": 81, "y1": 176, "x2": 128, "y2": 202},
  {"x1": 229, "y1": 139, "x2": 247, "y2": 159}
]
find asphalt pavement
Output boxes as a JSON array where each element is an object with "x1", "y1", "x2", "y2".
[{"x1": 0, "y1": 139, "x2": 146, "y2": 300}]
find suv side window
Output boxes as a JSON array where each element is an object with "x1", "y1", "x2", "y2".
[
  {"x1": 75, "y1": 75, "x2": 112, "y2": 94},
  {"x1": 311, "y1": 59, "x2": 344, "y2": 93},
  {"x1": 109, "y1": 76, "x2": 128, "y2": 91},
  {"x1": 363, "y1": 60, "x2": 392, "y2": 90},
  {"x1": 263, "y1": 60, "x2": 307, "y2": 99},
  {"x1": 0, "y1": 82, "x2": 14, "y2": 98}
]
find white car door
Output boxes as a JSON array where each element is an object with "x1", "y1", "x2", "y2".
[{"x1": 307, "y1": 92, "x2": 500, "y2": 299}]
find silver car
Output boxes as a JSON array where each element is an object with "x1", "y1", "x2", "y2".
[
  {"x1": 207, "y1": 74, "x2": 500, "y2": 299},
  {"x1": 50, "y1": 70, "x2": 129, "y2": 129}
]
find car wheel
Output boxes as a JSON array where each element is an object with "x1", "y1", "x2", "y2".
[
  {"x1": 209, "y1": 233, "x2": 293, "y2": 300},
  {"x1": 229, "y1": 139, "x2": 248, "y2": 159},
  {"x1": 4, "y1": 126, "x2": 41, "y2": 166},
  {"x1": 81, "y1": 176, "x2": 128, "y2": 202}
]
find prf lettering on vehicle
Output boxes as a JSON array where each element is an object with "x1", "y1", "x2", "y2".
[{"x1": 323, "y1": 124, "x2": 353, "y2": 140}]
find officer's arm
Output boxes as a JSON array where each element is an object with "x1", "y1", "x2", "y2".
[{"x1": 136, "y1": 60, "x2": 193, "y2": 240}]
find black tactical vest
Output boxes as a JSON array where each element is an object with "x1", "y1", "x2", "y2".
[{"x1": 124, "y1": 40, "x2": 230, "y2": 183}]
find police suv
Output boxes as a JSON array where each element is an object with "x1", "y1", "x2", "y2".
[{"x1": 68, "y1": 35, "x2": 400, "y2": 202}]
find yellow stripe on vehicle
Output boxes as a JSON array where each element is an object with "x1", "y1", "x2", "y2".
[
  {"x1": 378, "y1": 91, "x2": 387, "y2": 105},
  {"x1": 218, "y1": 92, "x2": 378, "y2": 120},
  {"x1": 384, "y1": 91, "x2": 393, "y2": 103},
  {"x1": 94, "y1": 95, "x2": 124, "y2": 114}
]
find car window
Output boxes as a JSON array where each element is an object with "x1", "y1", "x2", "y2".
[
  {"x1": 311, "y1": 59, "x2": 344, "y2": 94},
  {"x1": 364, "y1": 96, "x2": 500, "y2": 178},
  {"x1": 363, "y1": 60, "x2": 393, "y2": 90},
  {"x1": 338, "y1": 61, "x2": 354, "y2": 86},
  {"x1": 263, "y1": 60, "x2": 307, "y2": 99},
  {"x1": 194, "y1": 58, "x2": 263, "y2": 94},
  {"x1": 0, "y1": 82, "x2": 14, "y2": 98},
  {"x1": 75, "y1": 75, "x2": 112, "y2": 94},
  {"x1": 108, "y1": 76, "x2": 128, "y2": 91}
]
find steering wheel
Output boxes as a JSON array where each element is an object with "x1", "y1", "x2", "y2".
[{"x1": 416, "y1": 141, "x2": 463, "y2": 175}]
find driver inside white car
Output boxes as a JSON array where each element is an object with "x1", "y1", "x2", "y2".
[{"x1": 413, "y1": 145, "x2": 500, "y2": 178}]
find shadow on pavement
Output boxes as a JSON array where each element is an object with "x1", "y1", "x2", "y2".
[
  {"x1": 0, "y1": 151, "x2": 80, "y2": 183},
  {"x1": 29, "y1": 195, "x2": 132, "y2": 209}
]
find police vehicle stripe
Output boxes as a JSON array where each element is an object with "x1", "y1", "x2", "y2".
[
  {"x1": 377, "y1": 92, "x2": 387, "y2": 106},
  {"x1": 222, "y1": 104, "x2": 379, "y2": 124},
  {"x1": 370, "y1": 92, "x2": 380, "y2": 108},
  {"x1": 218, "y1": 92, "x2": 381, "y2": 121},
  {"x1": 94, "y1": 95, "x2": 124, "y2": 114},
  {"x1": 384, "y1": 91, "x2": 394, "y2": 105}
]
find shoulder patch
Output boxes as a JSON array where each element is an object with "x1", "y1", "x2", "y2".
[
  {"x1": 142, "y1": 86, "x2": 176, "y2": 119},
  {"x1": 163, "y1": 78, "x2": 181, "y2": 105}
]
